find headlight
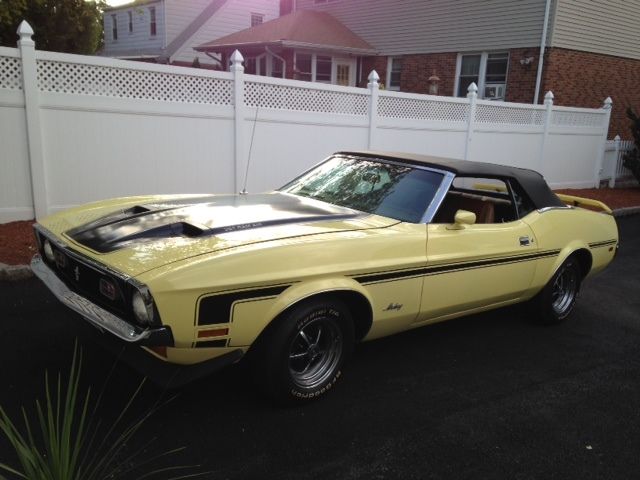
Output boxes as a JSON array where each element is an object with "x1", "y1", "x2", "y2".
[
  {"x1": 43, "y1": 240, "x2": 55, "y2": 262},
  {"x1": 132, "y1": 289, "x2": 155, "y2": 326}
]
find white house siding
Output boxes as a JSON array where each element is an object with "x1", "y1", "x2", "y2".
[
  {"x1": 295, "y1": 0, "x2": 549, "y2": 56},
  {"x1": 164, "y1": 0, "x2": 212, "y2": 44},
  {"x1": 102, "y1": 1, "x2": 166, "y2": 57},
  {"x1": 170, "y1": 0, "x2": 280, "y2": 65},
  {"x1": 550, "y1": 0, "x2": 640, "y2": 60}
]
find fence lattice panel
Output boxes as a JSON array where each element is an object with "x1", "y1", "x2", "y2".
[
  {"x1": 36, "y1": 59, "x2": 233, "y2": 105},
  {"x1": 475, "y1": 103, "x2": 545, "y2": 126},
  {"x1": 552, "y1": 110, "x2": 604, "y2": 128},
  {"x1": 378, "y1": 95, "x2": 468, "y2": 121},
  {"x1": 244, "y1": 81, "x2": 368, "y2": 115},
  {"x1": 0, "y1": 56, "x2": 23, "y2": 91}
]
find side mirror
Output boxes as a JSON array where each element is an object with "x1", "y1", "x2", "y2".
[{"x1": 447, "y1": 209, "x2": 476, "y2": 230}]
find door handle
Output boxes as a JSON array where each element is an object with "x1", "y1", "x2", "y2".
[{"x1": 519, "y1": 236, "x2": 531, "y2": 246}]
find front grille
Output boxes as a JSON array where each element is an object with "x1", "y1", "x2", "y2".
[{"x1": 36, "y1": 230, "x2": 135, "y2": 323}]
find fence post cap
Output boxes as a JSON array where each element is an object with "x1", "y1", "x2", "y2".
[
  {"x1": 614, "y1": 134, "x2": 621, "y2": 141},
  {"x1": 17, "y1": 20, "x2": 34, "y2": 37},
  {"x1": 603, "y1": 97, "x2": 613, "y2": 109},
  {"x1": 367, "y1": 70, "x2": 380, "y2": 87},
  {"x1": 466, "y1": 82, "x2": 478, "y2": 97},
  {"x1": 544, "y1": 91, "x2": 554, "y2": 102},
  {"x1": 230, "y1": 49, "x2": 244, "y2": 70}
]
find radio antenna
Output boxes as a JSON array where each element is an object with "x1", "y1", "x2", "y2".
[{"x1": 240, "y1": 83, "x2": 262, "y2": 195}]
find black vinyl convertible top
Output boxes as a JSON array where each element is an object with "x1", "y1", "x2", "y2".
[{"x1": 337, "y1": 150, "x2": 565, "y2": 210}]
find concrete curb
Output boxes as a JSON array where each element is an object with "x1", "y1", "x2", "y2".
[
  {"x1": 613, "y1": 206, "x2": 640, "y2": 217},
  {"x1": 1, "y1": 207, "x2": 637, "y2": 282},
  {"x1": 0, "y1": 262, "x2": 33, "y2": 281}
]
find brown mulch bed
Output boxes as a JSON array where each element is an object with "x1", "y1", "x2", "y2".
[
  {"x1": 0, "y1": 220, "x2": 37, "y2": 265},
  {"x1": 0, "y1": 186, "x2": 638, "y2": 266}
]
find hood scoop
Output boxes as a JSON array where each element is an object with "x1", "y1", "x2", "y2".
[{"x1": 66, "y1": 193, "x2": 363, "y2": 254}]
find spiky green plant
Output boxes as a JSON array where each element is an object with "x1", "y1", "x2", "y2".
[{"x1": 0, "y1": 343, "x2": 207, "y2": 480}]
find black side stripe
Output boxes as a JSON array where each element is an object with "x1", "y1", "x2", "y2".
[
  {"x1": 197, "y1": 285, "x2": 290, "y2": 325},
  {"x1": 588, "y1": 239, "x2": 617, "y2": 248},
  {"x1": 353, "y1": 250, "x2": 561, "y2": 285}
]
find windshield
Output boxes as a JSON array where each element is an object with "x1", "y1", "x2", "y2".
[{"x1": 281, "y1": 156, "x2": 445, "y2": 223}]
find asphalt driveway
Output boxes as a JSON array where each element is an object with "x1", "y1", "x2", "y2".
[{"x1": 0, "y1": 216, "x2": 638, "y2": 480}]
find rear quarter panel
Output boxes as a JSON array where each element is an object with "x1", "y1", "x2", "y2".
[{"x1": 524, "y1": 208, "x2": 618, "y2": 293}]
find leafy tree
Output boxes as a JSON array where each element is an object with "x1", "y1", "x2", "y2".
[
  {"x1": 0, "y1": 0, "x2": 106, "y2": 54},
  {"x1": 623, "y1": 108, "x2": 640, "y2": 184}
]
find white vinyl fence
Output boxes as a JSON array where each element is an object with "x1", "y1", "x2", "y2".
[
  {"x1": 0, "y1": 21, "x2": 615, "y2": 223},
  {"x1": 602, "y1": 136, "x2": 636, "y2": 188}
]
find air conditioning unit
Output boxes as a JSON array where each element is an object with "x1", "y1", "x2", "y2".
[{"x1": 484, "y1": 84, "x2": 505, "y2": 101}]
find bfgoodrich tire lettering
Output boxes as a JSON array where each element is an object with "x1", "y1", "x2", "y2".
[{"x1": 257, "y1": 299, "x2": 354, "y2": 405}]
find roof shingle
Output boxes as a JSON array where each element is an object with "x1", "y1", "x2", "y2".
[{"x1": 195, "y1": 10, "x2": 375, "y2": 55}]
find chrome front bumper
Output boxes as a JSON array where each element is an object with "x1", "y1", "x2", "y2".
[{"x1": 31, "y1": 255, "x2": 171, "y2": 345}]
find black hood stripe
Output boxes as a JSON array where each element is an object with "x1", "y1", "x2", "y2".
[{"x1": 66, "y1": 193, "x2": 362, "y2": 254}]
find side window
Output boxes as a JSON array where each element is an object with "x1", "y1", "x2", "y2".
[{"x1": 433, "y1": 177, "x2": 518, "y2": 224}]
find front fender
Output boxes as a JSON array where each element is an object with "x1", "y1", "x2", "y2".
[{"x1": 229, "y1": 276, "x2": 372, "y2": 347}]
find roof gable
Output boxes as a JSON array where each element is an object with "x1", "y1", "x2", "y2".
[{"x1": 195, "y1": 10, "x2": 375, "y2": 54}]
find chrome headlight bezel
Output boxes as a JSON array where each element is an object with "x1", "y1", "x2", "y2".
[{"x1": 130, "y1": 284, "x2": 157, "y2": 327}]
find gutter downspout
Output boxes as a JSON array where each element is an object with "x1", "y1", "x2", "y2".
[{"x1": 533, "y1": 0, "x2": 552, "y2": 104}]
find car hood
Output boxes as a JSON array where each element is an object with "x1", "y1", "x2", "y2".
[{"x1": 45, "y1": 192, "x2": 397, "y2": 276}]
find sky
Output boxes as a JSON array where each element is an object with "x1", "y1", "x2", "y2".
[{"x1": 106, "y1": 0, "x2": 133, "y2": 6}]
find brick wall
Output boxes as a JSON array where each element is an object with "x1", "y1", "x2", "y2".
[
  {"x1": 360, "y1": 56, "x2": 388, "y2": 88},
  {"x1": 400, "y1": 53, "x2": 458, "y2": 96},
  {"x1": 504, "y1": 48, "x2": 540, "y2": 104},
  {"x1": 542, "y1": 48, "x2": 640, "y2": 139},
  {"x1": 362, "y1": 53, "x2": 458, "y2": 95}
]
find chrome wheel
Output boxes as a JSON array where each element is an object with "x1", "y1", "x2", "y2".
[
  {"x1": 551, "y1": 263, "x2": 580, "y2": 317},
  {"x1": 288, "y1": 317, "x2": 343, "y2": 390}
]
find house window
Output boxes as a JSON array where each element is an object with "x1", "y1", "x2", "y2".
[
  {"x1": 251, "y1": 13, "x2": 264, "y2": 26},
  {"x1": 245, "y1": 54, "x2": 283, "y2": 78},
  {"x1": 149, "y1": 7, "x2": 157, "y2": 36},
  {"x1": 386, "y1": 57, "x2": 402, "y2": 90},
  {"x1": 271, "y1": 57, "x2": 284, "y2": 78},
  {"x1": 128, "y1": 11, "x2": 133, "y2": 33},
  {"x1": 111, "y1": 14, "x2": 118, "y2": 40},
  {"x1": 316, "y1": 55, "x2": 332, "y2": 83},
  {"x1": 295, "y1": 52, "x2": 347, "y2": 84},
  {"x1": 295, "y1": 53, "x2": 312, "y2": 81},
  {"x1": 456, "y1": 52, "x2": 509, "y2": 100}
]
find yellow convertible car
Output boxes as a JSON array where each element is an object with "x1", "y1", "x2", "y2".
[{"x1": 31, "y1": 151, "x2": 618, "y2": 403}]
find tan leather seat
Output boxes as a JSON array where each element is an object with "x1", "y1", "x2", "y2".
[
  {"x1": 457, "y1": 197, "x2": 495, "y2": 224},
  {"x1": 434, "y1": 194, "x2": 495, "y2": 224}
]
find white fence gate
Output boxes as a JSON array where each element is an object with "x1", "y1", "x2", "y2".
[
  {"x1": 602, "y1": 136, "x2": 636, "y2": 188},
  {"x1": 0, "y1": 22, "x2": 614, "y2": 223}
]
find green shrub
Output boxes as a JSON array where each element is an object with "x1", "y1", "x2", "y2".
[{"x1": 623, "y1": 108, "x2": 640, "y2": 184}]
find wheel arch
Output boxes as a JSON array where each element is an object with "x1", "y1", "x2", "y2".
[
  {"x1": 247, "y1": 281, "x2": 374, "y2": 357},
  {"x1": 552, "y1": 244, "x2": 593, "y2": 281},
  {"x1": 571, "y1": 247, "x2": 593, "y2": 279}
]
